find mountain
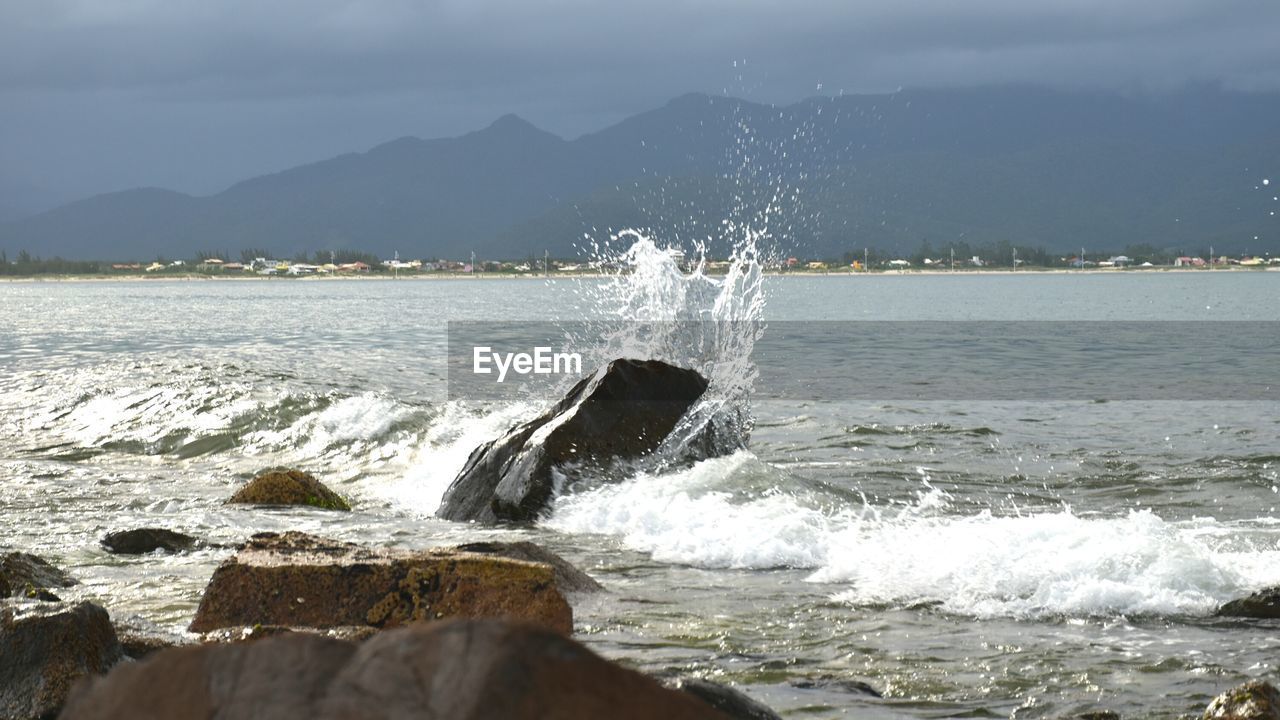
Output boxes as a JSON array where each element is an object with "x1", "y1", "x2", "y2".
[{"x1": 3, "y1": 87, "x2": 1279, "y2": 261}]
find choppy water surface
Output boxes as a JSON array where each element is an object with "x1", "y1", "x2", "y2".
[{"x1": 1, "y1": 271, "x2": 1278, "y2": 719}]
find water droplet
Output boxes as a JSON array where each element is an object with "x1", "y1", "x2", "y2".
[{"x1": 1265, "y1": 178, "x2": 1271, "y2": 186}]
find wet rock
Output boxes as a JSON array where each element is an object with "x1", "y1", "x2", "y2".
[
  {"x1": 438, "y1": 358, "x2": 711, "y2": 523},
  {"x1": 0, "y1": 601, "x2": 123, "y2": 720},
  {"x1": 1204, "y1": 680, "x2": 1280, "y2": 720},
  {"x1": 101, "y1": 528, "x2": 198, "y2": 554},
  {"x1": 188, "y1": 531, "x2": 573, "y2": 635},
  {"x1": 227, "y1": 468, "x2": 351, "y2": 511},
  {"x1": 1077, "y1": 712, "x2": 1121, "y2": 720},
  {"x1": 0, "y1": 552, "x2": 77, "y2": 600},
  {"x1": 665, "y1": 677, "x2": 781, "y2": 720},
  {"x1": 61, "y1": 619, "x2": 729, "y2": 720},
  {"x1": 453, "y1": 540, "x2": 604, "y2": 593},
  {"x1": 1217, "y1": 587, "x2": 1280, "y2": 619},
  {"x1": 788, "y1": 674, "x2": 883, "y2": 698}
]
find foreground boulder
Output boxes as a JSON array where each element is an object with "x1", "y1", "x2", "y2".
[
  {"x1": 0, "y1": 601, "x2": 123, "y2": 720},
  {"x1": 188, "y1": 532, "x2": 575, "y2": 635},
  {"x1": 1217, "y1": 587, "x2": 1280, "y2": 619},
  {"x1": 1204, "y1": 680, "x2": 1280, "y2": 719},
  {"x1": 62, "y1": 619, "x2": 733, "y2": 720},
  {"x1": 227, "y1": 468, "x2": 350, "y2": 510},
  {"x1": 438, "y1": 358, "x2": 711, "y2": 523},
  {"x1": 0, "y1": 552, "x2": 77, "y2": 601},
  {"x1": 101, "y1": 528, "x2": 198, "y2": 555}
]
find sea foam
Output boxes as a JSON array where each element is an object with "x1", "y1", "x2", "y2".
[{"x1": 546, "y1": 450, "x2": 1280, "y2": 619}]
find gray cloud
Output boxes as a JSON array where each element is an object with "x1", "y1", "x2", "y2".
[{"x1": 2, "y1": 0, "x2": 1279, "y2": 201}]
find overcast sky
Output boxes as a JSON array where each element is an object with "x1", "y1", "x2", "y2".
[{"x1": 3, "y1": 0, "x2": 1279, "y2": 204}]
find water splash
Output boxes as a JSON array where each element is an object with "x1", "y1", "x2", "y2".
[{"x1": 567, "y1": 228, "x2": 766, "y2": 464}]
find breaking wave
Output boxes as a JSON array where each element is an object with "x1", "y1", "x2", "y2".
[{"x1": 546, "y1": 451, "x2": 1280, "y2": 619}]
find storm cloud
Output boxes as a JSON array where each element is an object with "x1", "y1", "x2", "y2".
[{"x1": 3, "y1": 0, "x2": 1279, "y2": 203}]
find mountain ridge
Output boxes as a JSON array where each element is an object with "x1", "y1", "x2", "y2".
[{"x1": 3, "y1": 87, "x2": 1278, "y2": 261}]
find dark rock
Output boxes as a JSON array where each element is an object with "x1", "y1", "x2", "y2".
[
  {"x1": 665, "y1": 677, "x2": 781, "y2": 720},
  {"x1": 789, "y1": 674, "x2": 883, "y2": 698},
  {"x1": 1217, "y1": 587, "x2": 1280, "y2": 619},
  {"x1": 1077, "y1": 712, "x2": 1121, "y2": 720},
  {"x1": 101, "y1": 528, "x2": 197, "y2": 555},
  {"x1": 227, "y1": 468, "x2": 351, "y2": 511},
  {"x1": 61, "y1": 619, "x2": 730, "y2": 720},
  {"x1": 188, "y1": 531, "x2": 573, "y2": 635},
  {"x1": 453, "y1": 541, "x2": 604, "y2": 593},
  {"x1": 0, "y1": 552, "x2": 77, "y2": 599},
  {"x1": 437, "y1": 358, "x2": 711, "y2": 523},
  {"x1": 1204, "y1": 680, "x2": 1280, "y2": 720},
  {"x1": 0, "y1": 601, "x2": 123, "y2": 720}
]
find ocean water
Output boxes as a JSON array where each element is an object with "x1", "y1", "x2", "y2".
[{"x1": 1, "y1": 268, "x2": 1278, "y2": 718}]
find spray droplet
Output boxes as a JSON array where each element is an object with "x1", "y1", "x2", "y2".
[{"x1": 1264, "y1": 178, "x2": 1271, "y2": 186}]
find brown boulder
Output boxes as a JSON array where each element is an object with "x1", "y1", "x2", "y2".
[
  {"x1": 0, "y1": 601, "x2": 123, "y2": 720},
  {"x1": 227, "y1": 468, "x2": 350, "y2": 510},
  {"x1": 188, "y1": 532, "x2": 573, "y2": 635},
  {"x1": 61, "y1": 631, "x2": 353, "y2": 720},
  {"x1": 61, "y1": 620, "x2": 731, "y2": 720},
  {"x1": 0, "y1": 552, "x2": 77, "y2": 600},
  {"x1": 1204, "y1": 680, "x2": 1280, "y2": 720}
]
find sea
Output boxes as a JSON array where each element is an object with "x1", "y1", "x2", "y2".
[{"x1": 1, "y1": 250, "x2": 1278, "y2": 718}]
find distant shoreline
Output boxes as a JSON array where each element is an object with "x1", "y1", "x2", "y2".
[{"x1": 1, "y1": 266, "x2": 1276, "y2": 282}]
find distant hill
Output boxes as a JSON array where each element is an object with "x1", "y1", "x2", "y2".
[{"x1": 3, "y1": 87, "x2": 1279, "y2": 261}]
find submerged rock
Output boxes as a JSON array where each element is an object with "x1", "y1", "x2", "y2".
[
  {"x1": 1216, "y1": 587, "x2": 1280, "y2": 619},
  {"x1": 62, "y1": 619, "x2": 732, "y2": 720},
  {"x1": 437, "y1": 358, "x2": 711, "y2": 523},
  {"x1": 453, "y1": 541, "x2": 603, "y2": 593},
  {"x1": 101, "y1": 528, "x2": 198, "y2": 555},
  {"x1": 0, "y1": 552, "x2": 77, "y2": 600},
  {"x1": 188, "y1": 531, "x2": 573, "y2": 635},
  {"x1": 227, "y1": 468, "x2": 351, "y2": 511},
  {"x1": 788, "y1": 675, "x2": 883, "y2": 698},
  {"x1": 0, "y1": 601, "x2": 123, "y2": 720},
  {"x1": 1204, "y1": 680, "x2": 1280, "y2": 720},
  {"x1": 112, "y1": 617, "x2": 193, "y2": 660},
  {"x1": 664, "y1": 677, "x2": 781, "y2": 720}
]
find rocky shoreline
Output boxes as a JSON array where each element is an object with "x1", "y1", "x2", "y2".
[
  {"x1": 4, "y1": 361, "x2": 1279, "y2": 719},
  {"x1": 3, "y1": 520, "x2": 1279, "y2": 718}
]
